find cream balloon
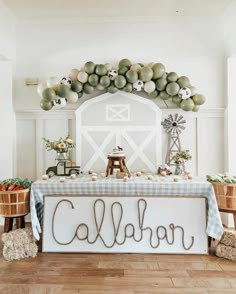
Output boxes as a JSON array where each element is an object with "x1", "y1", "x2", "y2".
[
  {"x1": 144, "y1": 81, "x2": 156, "y2": 94},
  {"x1": 104, "y1": 63, "x2": 113, "y2": 71},
  {"x1": 69, "y1": 69, "x2": 79, "y2": 81},
  {"x1": 77, "y1": 71, "x2": 88, "y2": 83},
  {"x1": 66, "y1": 91, "x2": 79, "y2": 104},
  {"x1": 46, "y1": 77, "x2": 60, "y2": 88},
  {"x1": 130, "y1": 64, "x2": 141, "y2": 71},
  {"x1": 37, "y1": 82, "x2": 47, "y2": 97}
]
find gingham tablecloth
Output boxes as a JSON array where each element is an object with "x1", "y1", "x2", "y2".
[{"x1": 30, "y1": 175, "x2": 224, "y2": 241}]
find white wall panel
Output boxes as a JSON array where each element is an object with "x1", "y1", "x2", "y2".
[
  {"x1": 16, "y1": 119, "x2": 36, "y2": 180},
  {"x1": 15, "y1": 107, "x2": 224, "y2": 180}
]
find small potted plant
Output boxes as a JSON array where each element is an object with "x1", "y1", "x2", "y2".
[
  {"x1": 170, "y1": 149, "x2": 192, "y2": 175},
  {"x1": 42, "y1": 135, "x2": 75, "y2": 161}
]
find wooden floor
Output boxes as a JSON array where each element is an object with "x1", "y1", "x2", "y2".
[{"x1": 0, "y1": 227, "x2": 236, "y2": 294}]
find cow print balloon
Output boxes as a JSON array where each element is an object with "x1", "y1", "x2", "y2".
[
  {"x1": 53, "y1": 97, "x2": 67, "y2": 109},
  {"x1": 178, "y1": 87, "x2": 191, "y2": 100},
  {"x1": 60, "y1": 77, "x2": 72, "y2": 88},
  {"x1": 108, "y1": 69, "x2": 118, "y2": 80},
  {"x1": 133, "y1": 80, "x2": 144, "y2": 91}
]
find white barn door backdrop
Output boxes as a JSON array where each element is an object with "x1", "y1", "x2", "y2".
[{"x1": 76, "y1": 92, "x2": 162, "y2": 173}]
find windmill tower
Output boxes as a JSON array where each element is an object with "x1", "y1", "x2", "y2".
[{"x1": 162, "y1": 113, "x2": 186, "y2": 167}]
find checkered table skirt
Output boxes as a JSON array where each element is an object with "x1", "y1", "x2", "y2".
[{"x1": 30, "y1": 175, "x2": 224, "y2": 241}]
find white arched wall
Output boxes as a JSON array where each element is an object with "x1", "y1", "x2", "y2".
[{"x1": 75, "y1": 91, "x2": 162, "y2": 173}]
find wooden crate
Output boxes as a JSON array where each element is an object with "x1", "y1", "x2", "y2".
[
  {"x1": 211, "y1": 182, "x2": 236, "y2": 211},
  {"x1": 0, "y1": 189, "x2": 30, "y2": 217}
]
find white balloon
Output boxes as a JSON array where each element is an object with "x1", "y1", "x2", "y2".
[
  {"x1": 130, "y1": 64, "x2": 141, "y2": 71},
  {"x1": 77, "y1": 71, "x2": 88, "y2": 83},
  {"x1": 144, "y1": 81, "x2": 156, "y2": 94},
  {"x1": 46, "y1": 77, "x2": 60, "y2": 88},
  {"x1": 37, "y1": 82, "x2": 47, "y2": 97},
  {"x1": 96, "y1": 84, "x2": 105, "y2": 91},
  {"x1": 53, "y1": 97, "x2": 67, "y2": 109},
  {"x1": 69, "y1": 69, "x2": 79, "y2": 81},
  {"x1": 66, "y1": 91, "x2": 78, "y2": 104},
  {"x1": 189, "y1": 86, "x2": 198, "y2": 96},
  {"x1": 104, "y1": 63, "x2": 113, "y2": 71}
]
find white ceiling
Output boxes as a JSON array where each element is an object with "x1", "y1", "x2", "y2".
[{"x1": 1, "y1": 0, "x2": 232, "y2": 22}]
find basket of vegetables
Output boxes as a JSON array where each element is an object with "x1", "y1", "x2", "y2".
[
  {"x1": 207, "y1": 174, "x2": 236, "y2": 211},
  {"x1": 0, "y1": 178, "x2": 31, "y2": 217}
]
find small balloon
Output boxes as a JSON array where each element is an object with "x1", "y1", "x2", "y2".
[
  {"x1": 104, "y1": 63, "x2": 113, "y2": 71},
  {"x1": 46, "y1": 77, "x2": 60, "y2": 88},
  {"x1": 77, "y1": 71, "x2": 89, "y2": 83},
  {"x1": 130, "y1": 64, "x2": 141, "y2": 71},
  {"x1": 69, "y1": 69, "x2": 79, "y2": 81},
  {"x1": 144, "y1": 81, "x2": 156, "y2": 94},
  {"x1": 42, "y1": 88, "x2": 56, "y2": 101},
  {"x1": 66, "y1": 91, "x2": 78, "y2": 104},
  {"x1": 53, "y1": 97, "x2": 67, "y2": 109},
  {"x1": 37, "y1": 82, "x2": 47, "y2": 97},
  {"x1": 40, "y1": 99, "x2": 53, "y2": 111}
]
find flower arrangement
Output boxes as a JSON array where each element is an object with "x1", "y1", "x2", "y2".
[
  {"x1": 42, "y1": 136, "x2": 75, "y2": 153},
  {"x1": 170, "y1": 149, "x2": 192, "y2": 164}
]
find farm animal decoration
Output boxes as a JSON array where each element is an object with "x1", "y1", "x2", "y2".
[{"x1": 37, "y1": 58, "x2": 206, "y2": 112}]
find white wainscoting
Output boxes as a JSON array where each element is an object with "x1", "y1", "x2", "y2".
[{"x1": 15, "y1": 107, "x2": 225, "y2": 180}]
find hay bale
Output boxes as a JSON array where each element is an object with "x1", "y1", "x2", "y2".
[
  {"x1": 2, "y1": 227, "x2": 38, "y2": 261},
  {"x1": 216, "y1": 244, "x2": 236, "y2": 261},
  {"x1": 219, "y1": 230, "x2": 236, "y2": 248}
]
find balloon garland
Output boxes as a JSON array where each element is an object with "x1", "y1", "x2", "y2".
[{"x1": 37, "y1": 58, "x2": 206, "y2": 112}]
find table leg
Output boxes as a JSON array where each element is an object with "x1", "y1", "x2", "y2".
[{"x1": 4, "y1": 217, "x2": 14, "y2": 233}]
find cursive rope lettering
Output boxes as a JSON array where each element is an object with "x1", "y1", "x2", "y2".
[{"x1": 52, "y1": 198, "x2": 194, "y2": 250}]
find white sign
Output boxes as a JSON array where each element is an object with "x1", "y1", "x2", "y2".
[{"x1": 43, "y1": 195, "x2": 208, "y2": 254}]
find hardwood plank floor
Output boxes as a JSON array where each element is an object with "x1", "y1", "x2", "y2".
[{"x1": 0, "y1": 226, "x2": 236, "y2": 294}]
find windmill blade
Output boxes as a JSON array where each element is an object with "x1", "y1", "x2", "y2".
[{"x1": 177, "y1": 115, "x2": 184, "y2": 122}]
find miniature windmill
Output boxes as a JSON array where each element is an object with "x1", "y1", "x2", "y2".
[{"x1": 162, "y1": 113, "x2": 186, "y2": 166}]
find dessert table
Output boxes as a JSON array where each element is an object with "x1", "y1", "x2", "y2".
[{"x1": 30, "y1": 174, "x2": 224, "y2": 253}]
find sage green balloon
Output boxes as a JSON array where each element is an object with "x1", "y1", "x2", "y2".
[
  {"x1": 100, "y1": 76, "x2": 111, "y2": 88},
  {"x1": 71, "y1": 81, "x2": 83, "y2": 93},
  {"x1": 161, "y1": 72, "x2": 167, "y2": 79},
  {"x1": 118, "y1": 67, "x2": 129, "y2": 75},
  {"x1": 159, "y1": 91, "x2": 170, "y2": 100},
  {"x1": 118, "y1": 58, "x2": 132, "y2": 69},
  {"x1": 172, "y1": 95, "x2": 182, "y2": 104},
  {"x1": 108, "y1": 84, "x2": 118, "y2": 93},
  {"x1": 114, "y1": 75, "x2": 127, "y2": 89},
  {"x1": 167, "y1": 72, "x2": 178, "y2": 82},
  {"x1": 166, "y1": 82, "x2": 180, "y2": 96},
  {"x1": 126, "y1": 69, "x2": 138, "y2": 83},
  {"x1": 138, "y1": 66, "x2": 153, "y2": 82},
  {"x1": 88, "y1": 74, "x2": 99, "y2": 86},
  {"x1": 83, "y1": 83, "x2": 94, "y2": 94},
  {"x1": 84, "y1": 61, "x2": 96, "y2": 74},
  {"x1": 152, "y1": 63, "x2": 165, "y2": 79},
  {"x1": 40, "y1": 99, "x2": 53, "y2": 111},
  {"x1": 55, "y1": 84, "x2": 70, "y2": 98},
  {"x1": 77, "y1": 91, "x2": 84, "y2": 99},
  {"x1": 177, "y1": 76, "x2": 190, "y2": 88},
  {"x1": 192, "y1": 105, "x2": 200, "y2": 112},
  {"x1": 42, "y1": 88, "x2": 56, "y2": 101},
  {"x1": 95, "y1": 64, "x2": 107, "y2": 76},
  {"x1": 192, "y1": 94, "x2": 206, "y2": 105},
  {"x1": 149, "y1": 90, "x2": 159, "y2": 98},
  {"x1": 124, "y1": 83, "x2": 133, "y2": 92},
  {"x1": 155, "y1": 78, "x2": 167, "y2": 91},
  {"x1": 181, "y1": 98, "x2": 195, "y2": 111}
]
